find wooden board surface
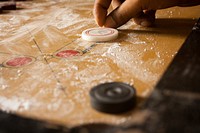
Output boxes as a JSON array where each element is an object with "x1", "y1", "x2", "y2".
[{"x1": 0, "y1": 0, "x2": 200, "y2": 127}]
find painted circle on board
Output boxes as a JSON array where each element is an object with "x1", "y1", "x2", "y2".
[
  {"x1": 3, "y1": 56, "x2": 35, "y2": 68},
  {"x1": 54, "y1": 50, "x2": 82, "y2": 58}
]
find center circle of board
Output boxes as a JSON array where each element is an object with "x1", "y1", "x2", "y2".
[{"x1": 82, "y1": 28, "x2": 118, "y2": 42}]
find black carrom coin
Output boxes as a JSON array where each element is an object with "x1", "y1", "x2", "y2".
[{"x1": 90, "y1": 82, "x2": 136, "y2": 114}]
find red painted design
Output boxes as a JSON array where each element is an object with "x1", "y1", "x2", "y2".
[
  {"x1": 55, "y1": 50, "x2": 81, "y2": 58},
  {"x1": 5, "y1": 57, "x2": 33, "y2": 67}
]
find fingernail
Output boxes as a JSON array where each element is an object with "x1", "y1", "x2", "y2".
[{"x1": 141, "y1": 21, "x2": 151, "y2": 27}]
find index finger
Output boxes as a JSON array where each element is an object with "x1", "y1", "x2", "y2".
[{"x1": 94, "y1": 0, "x2": 112, "y2": 27}]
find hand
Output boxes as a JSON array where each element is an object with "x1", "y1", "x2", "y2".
[{"x1": 94, "y1": 0, "x2": 200, "y2": 28}]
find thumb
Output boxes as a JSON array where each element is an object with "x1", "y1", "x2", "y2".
[
  {"x1": 134, "y1": 10, "x2": 156, "y2": 27},
  {"x1": 104, "y1": 0, "x2": 143, "y2": 28}
]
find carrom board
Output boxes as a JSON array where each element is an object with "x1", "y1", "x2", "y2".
[{"x1": 0, "y1": 0, "x2": 200, "y2": 128}]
